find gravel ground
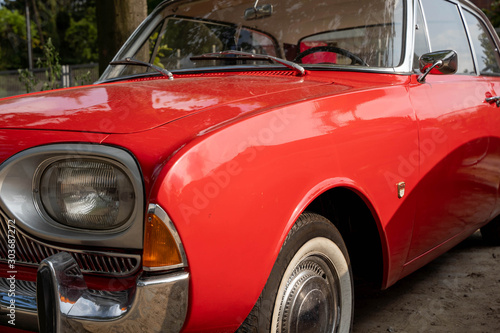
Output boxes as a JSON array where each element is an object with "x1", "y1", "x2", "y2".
[{"x1": 352, "y1": 231, "x2": 500, "y2": 333}]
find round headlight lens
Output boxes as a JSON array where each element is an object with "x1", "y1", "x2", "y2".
[{"x1": 39, "y1": 159, "x2": 135, "y2": 230}]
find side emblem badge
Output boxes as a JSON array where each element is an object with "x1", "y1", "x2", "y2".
[{"x1": 397, "y1": 182, "x2": 406, "y2": 199}]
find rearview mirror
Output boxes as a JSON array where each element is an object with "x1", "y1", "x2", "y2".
[
  {"x1": 244, "y1": 4, "x2": 273, "y2": 20},
  {"x1": 418, "y1": 50, "x2": 457, "y2": 83}
]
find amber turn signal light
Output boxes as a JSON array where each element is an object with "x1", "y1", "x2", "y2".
[{"x1": 143, "y1": 213, "x2": 183, "y2": 268}]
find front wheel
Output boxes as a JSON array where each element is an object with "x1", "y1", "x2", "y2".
[{"x1": 238, "y1": 212, "x2": 353, "y2": 333}]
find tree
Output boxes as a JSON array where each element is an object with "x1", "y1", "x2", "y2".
[
  {"x1": 1, "y1": 0, "x2": 150, "y2": 71},
  {"x1": 0, "y1": 6, "x2": 39, "y2": 70},
  {"x1": 64, "y1": 6, "x2": 98, "y2": 63},
  {"x1": 484, "y1": 1, "x2": 500, "y2": 31},
  {"x1": 1, "y1": 0, "x2": 97, "y2": 68},
  {"x1": 148, "y1": 0, "x2": 163, "y2": 12},
  {"x1": 96, "y1": 0, "x2": 147, "y2": 74}
]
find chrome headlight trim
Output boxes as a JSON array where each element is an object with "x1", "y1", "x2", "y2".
[
  {"x1": 0, "y1": 144, "x2": 144, "y2": 249},
  {"x1": 143, "y1": 204, "x2": 188, "y2": 272}
]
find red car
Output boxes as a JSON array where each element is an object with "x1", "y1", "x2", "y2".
[{"x1": 1, "y1": 0, "x2": 500, "y2": 332}]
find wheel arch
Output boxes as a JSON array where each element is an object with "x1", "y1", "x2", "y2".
[
  {"x1": 236, "y1": 181, "x2": 390, "y2": 332},
  {"x1": 287, "y1": 180, "x2": 388, "y2": 288}
]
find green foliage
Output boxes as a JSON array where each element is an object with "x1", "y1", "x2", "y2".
[
  {"x1": 0, "y1": 7, "x2": 39, "y2": 70},
  {"x1": 65, "y1": 7, "x2": 98, "y2": 62},
  {"x1": 0, "y1": 7, "x2": 25, "y2": 36},
  {"x1": 18, "y1": 37, "x2": 62, "y2": 93},
  {"x1": 484, "y1": 1, "x2": 500, "y2": 30},
  {"x1": 37, "y1": 38, "x2": 62, "y2": 91},
  {"x1": 148, "y1": 0, "x2": 164, "y2": 13},
  {"x1": 74, "y1": 70, "x2": 92, "y2": 86},
  {"x1": 0, "y1": 1, "x2": 97, "y2": 69},
  {"x1": 149, "y1": 31, "x2": 173, "y2": 68},
  {"x1": 18, "y1": 68, "x2": 38, "y2": 93}
]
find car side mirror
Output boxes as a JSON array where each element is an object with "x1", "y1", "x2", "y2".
[{"x1": 417, "y1": 50, "x2": 458, "y2": 83}]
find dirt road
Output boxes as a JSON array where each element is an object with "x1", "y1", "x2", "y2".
[{"x1": 352, "y1": 231, "x2": 500, "y2": 333}]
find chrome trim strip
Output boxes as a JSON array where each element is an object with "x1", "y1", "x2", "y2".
[
  {"x1": 143, "y1": 204, "x2": 188, "y2": 272},
  {"x1": 394, "y1": 0, "x2": 413, "y2": 74},
  {"x1": 457, "y1": 2, "x2": 479, "y2": 75},
  {"x1": 417, "y1": 0, "x2": 432, "y2": 53}
]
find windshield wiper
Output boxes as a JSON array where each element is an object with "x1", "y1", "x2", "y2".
[
  {"x1": 190, "y1": 50, "x2": 306, "y2": 76},
  {"x1": 109, "y1": 57, "x2": 174, "y2": 80}
]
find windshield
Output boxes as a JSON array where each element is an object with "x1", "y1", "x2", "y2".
[{"x1": 100, "y1": 0, "x2": 405, "y2": 81}]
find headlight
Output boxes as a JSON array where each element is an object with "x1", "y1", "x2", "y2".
[
  {"x1": 0, "y1": 144, "x2": 143, "y2": 248},
  {"x1": 37, "y1": 158, "x2": 135, "y2": 230}
]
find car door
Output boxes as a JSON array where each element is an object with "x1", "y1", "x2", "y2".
[
  {"x1": 407, "y1": 0, "x2": 497, "y2": 263},
  {"x1": 461, "y1": 7, "x2": 500, "y2": 220}
]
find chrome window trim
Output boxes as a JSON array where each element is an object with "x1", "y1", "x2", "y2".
[
  {"x1": 418, "y1": 0, "x2": 480, "y2": 75},
  {"x1": 395, "y1": 0, "x2": 413, "y2": 74},
  {"x1": 457, "y1": 2, "x2": 479, "y2": 75},
  {"x1": 418, "y1": 0, "x2": 432, "y2": 52},
  {"x1": 0, "y1": 144, "x2": 145, "y2": 249},
  {"x1": 98, "y1": 2, "x2": 167, "y2": 82},
  {"x1": 413, "y1": 0, "x2": 432, "y2": 72},
  {"x1": 418, "y1": 0, "x2": 431, "y2": 52},
  {"x1": 460, "y1": 6, "x2": 500, "y2": 76},
  {"x1": 143, "y1": 203, "x2": 188, "y2": 272},
  {"x1": 443, "y1": 0, "x2": 500, "y2": 76}
]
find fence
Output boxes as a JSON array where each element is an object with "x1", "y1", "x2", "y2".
[{"x1": 0, "y1": 63, "x2": 99, "y2": 99}]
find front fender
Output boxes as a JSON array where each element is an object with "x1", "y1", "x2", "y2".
[{"x1": 149, "y1": 84, "x2": 418, "y2": 331}]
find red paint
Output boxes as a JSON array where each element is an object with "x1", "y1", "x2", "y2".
[{"x1": 1, "y1": 66, "x2": 498, "y2": 333}]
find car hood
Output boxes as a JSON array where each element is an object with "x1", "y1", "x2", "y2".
[{"x1": 0, "y1": 75, "x2": 334, "y2": 134}]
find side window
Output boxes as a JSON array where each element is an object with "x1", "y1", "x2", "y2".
[
  {"x1": 421, "y1": 0, "x2": 475, "y2": 74},
  {"x1": 414, "y1": 2, "x2": 430, "y2": 71},
  {"x1": 463, "y1": 10, "x2": 500, "y2": 75}
]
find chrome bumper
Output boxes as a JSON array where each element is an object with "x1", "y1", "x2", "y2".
[{"x1": 0, "y1": 252, "x2": 189, "y2": 332}]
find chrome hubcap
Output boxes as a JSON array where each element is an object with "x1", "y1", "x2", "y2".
[{"x1": 277, "y1": 255, "x2": 340, "y2": 333}]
